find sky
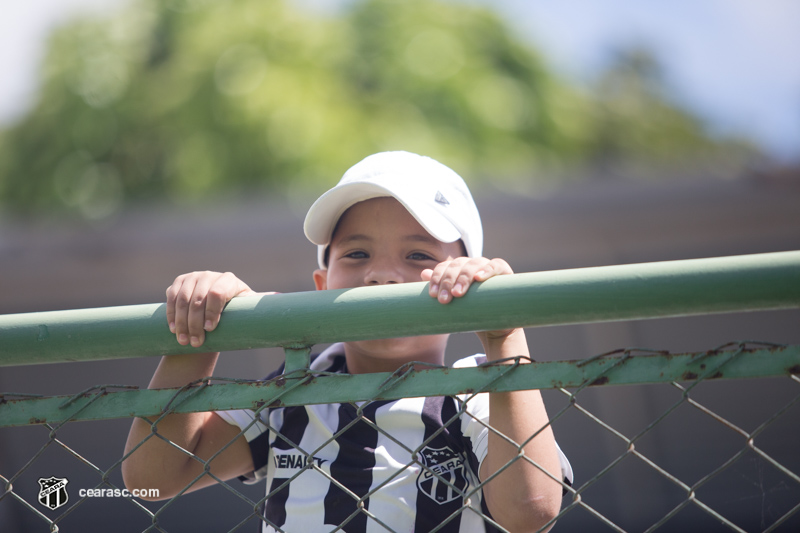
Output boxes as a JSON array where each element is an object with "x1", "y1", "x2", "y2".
[
  {"x1": 499, "y1": 0, "x2": 800, "y2": 162},
  {"x1": 1, "y1": 0, "x2": 799, "y2": 162}
]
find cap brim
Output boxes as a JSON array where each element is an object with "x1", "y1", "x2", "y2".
[{"x1": 304, "y1": 181, "x2": 461, "y2": 247}]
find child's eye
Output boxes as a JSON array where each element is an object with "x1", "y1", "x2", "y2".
[
  {"x1": 344, "y1": 251, "x2": 368, "y2": 259},
  {"x1": 408, "y1": 252, "x2": 435, "y2": 261}
]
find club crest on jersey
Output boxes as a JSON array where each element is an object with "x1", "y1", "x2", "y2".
[
  {"x1": 38, "y1": 476, "x2": 69, "y2": 510},
  {"x1": 417, "y1": 446, "x2": 467, "y2": 504}
]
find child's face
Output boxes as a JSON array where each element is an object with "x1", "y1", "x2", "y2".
[
  {"x1": 314, "y1": 197, "x2": 463, "y2": 291},
  {"x1": 312, "y1": 196, "x2": 464, "y2": 371}
]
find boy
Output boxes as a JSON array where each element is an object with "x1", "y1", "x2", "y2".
[{"x1": 123, "y1": 151, "x2": 572, "y2": 532}]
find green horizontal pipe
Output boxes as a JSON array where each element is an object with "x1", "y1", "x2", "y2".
[
  {"x1": 1, "y1": 345, "x2": 797, "y2": 427},
  {"x1": 1, "y1": 251, "x2": 799, "y2": 367}
]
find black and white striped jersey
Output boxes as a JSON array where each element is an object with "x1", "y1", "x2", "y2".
[{"x1": 217, "y1": 343, "x2": 572, "y2": 533}]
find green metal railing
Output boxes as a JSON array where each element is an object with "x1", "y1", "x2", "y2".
[
  {"x1": 0, "y1": 343, "x2": 798, "y2": 428},
  {"x1": 3, "y1": 251, "x2": 799, "y2": 367}
]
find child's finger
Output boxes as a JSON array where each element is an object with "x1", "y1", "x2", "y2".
[
  {"x1": 187, "y1": 275, "x2": 218, "y2": 347},
  {"x1": 473, "y1": 262, "x2": 494, "y2": 282},
  {"x1": 203, "y1": 273, "x2": 253, "y2": 332},
  {"x1": 432, "y1": 258, "x2": 472, "y2": 303},
  {"x1": 448, "y1": 258, "x2": 496, "y2": 298},
  {"x1": 172, "y1": 274, "x2": 199, "y2": 346},
  {"x1": 448, "y1": 266, "x2": 477, "y2": 298},
  {"x1": 203, "y1": 281, "x2": 227, "y2": 333},
  {"x1": 426, "y1": 261, "x2": 451, "y2": 298},
  {"x1": 165, "y1": 277, "x2": 182, "y2": 334},
  {"x1": 475, "y1": 258, "x2": 512, "y2": 281}
]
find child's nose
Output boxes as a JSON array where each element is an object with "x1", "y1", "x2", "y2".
[{"x1": 364, "y1": 260, "x2": 403, "y2": 285}]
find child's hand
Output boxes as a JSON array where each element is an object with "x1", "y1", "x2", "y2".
[
  {"x1": 422, "y1": 257, "x2": 521, "y2": 349},
  {"x1": 421, "y1": 257, "x2": 512, "y2": 304},
  {"x1": 166, "y1": 271, "x2": 256, "y2": 348}
]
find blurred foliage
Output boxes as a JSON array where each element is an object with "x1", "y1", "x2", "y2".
[
  {"x1": 0, "y1": 0, "x2": 759, "y2": 219},
  {"x1": 585, "y1": 47, "x2": 758, "y2": 178}
]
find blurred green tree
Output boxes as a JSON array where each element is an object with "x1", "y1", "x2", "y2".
[
  {"x1": 0, "y1": 0, "x2": 757, "y2": 219},
  {"x1": 585, "y1": 46, "x2": 758, "y2": 178}
]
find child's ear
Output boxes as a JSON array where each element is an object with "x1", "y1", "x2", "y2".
[{"x1": 313, "y1": 269, "x2": 328, "y2": 291}]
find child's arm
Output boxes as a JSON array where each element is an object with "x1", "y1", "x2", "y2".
[
  {"x1": 122, "y1": 272, "x2": 259, "y2": 499},
  {"x1": 422, "y1": 259, "x2": 563, "y2": 532}
]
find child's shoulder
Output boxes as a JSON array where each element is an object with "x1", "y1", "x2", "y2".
[{"x1": 451, "y1": 353, "x2": 487, "y2": 368}]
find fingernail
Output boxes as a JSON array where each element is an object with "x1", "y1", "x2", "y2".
[
  {"x1": 190, "y1": 336, "x2": 201, "y2": 347},
  {"x1": 475, "y1": 270, "x2": 485, "y2": 279},
  {"x1": 204, "y1": 320, "x2": 213, "y2": 331},
  {"x1": 430, "y1": 284, "x2": 439, "y2": 296},
  {"x1": 178, "y1": 334, "x2": 188, "y2": 345},
  {"x1": 169, "y1": 322, "x2": 176, "y2": 333},
  {"x1": 453, "y1": 282, "x2": 464, "y2": 295},
  {"x1": 439, "y1": 289, "x2": 450, "y2": 303}
]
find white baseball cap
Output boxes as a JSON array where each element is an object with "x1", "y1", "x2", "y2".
[{"x1": 304, "y1": 151, "x2": 483, "y2": 269}]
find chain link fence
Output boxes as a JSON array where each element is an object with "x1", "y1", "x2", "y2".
[{"x1": 2, "y1": 341, "x2": 799, "y2": 532}]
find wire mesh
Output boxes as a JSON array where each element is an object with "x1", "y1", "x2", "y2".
[{"x1": 1, "y1": 342, "x2": 799, "y2": 532}]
